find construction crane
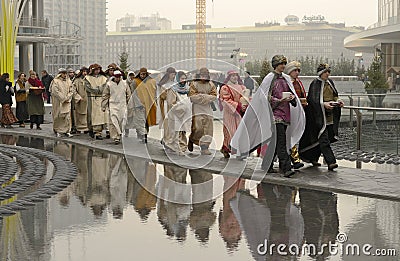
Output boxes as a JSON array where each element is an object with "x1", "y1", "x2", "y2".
[{"x1": 196, "y1": 0, "x2": 207, "y2": 68}]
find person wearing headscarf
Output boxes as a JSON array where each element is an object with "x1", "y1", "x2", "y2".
[
  {"x1": 299, "y1": 64, "x2": 343, "y2": 171},
  {"x1": 73, "y1": 67, "x2": 90, "y2": 133},
  {"x1": 14, "y1": 72, "x2": 29, "y2": 127},
  {"x1": 102, "y1": 70, "x2": 131, "y2": 144},
  {"x1": 26, "y1": 70, "x2": 46, "y2": 130},
  {"x1": 131, "y1": 67, "x2": 157, "y2": 143},
  {"x1": 0, "y1": 73, "x2": 18, "y2": 128},
  {"x1": 84, "y1": 63, "x2": 108, "y2": 140},
  {"x1": 188, "y1": 67, "x2": 217, "y2": 155},
  {"x1": 219, "y1": 70, "x2": 249, "y2": 159},
  {"x1": 163, "y1": 71, "x2": 192, "y2": 154},
  {"x1": 231, "y1": 55, "x2": 305, "y2": 177},
  {"x1": 284, "y1": 61, "x2": 307, "y2": 170},
  {"x1": 51, "y1": 68, "x2": 75, "y2": 138}
]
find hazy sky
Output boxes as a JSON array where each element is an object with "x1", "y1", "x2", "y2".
[{"x1": 107, "y1": 0, "x2": 377, "y2": 31}]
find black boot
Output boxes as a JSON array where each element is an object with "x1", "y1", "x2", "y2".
[
  {"x1": 106, "y1": 131, "x2": 111, "y2": 139},
  {"x1": 88, "y1": 130, "x2": 95, "y2": 138}
]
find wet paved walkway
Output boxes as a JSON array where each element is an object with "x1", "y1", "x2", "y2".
[{"x1": 1, "y1": 124, "x2": 400, "y2": 201}]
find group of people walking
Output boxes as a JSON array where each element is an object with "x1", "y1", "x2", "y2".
[
  {"x1": 0, "y1": 54, "x2": 344, "y2": 176},
  {"x1": 0, "y1": 71, "x2": 46, "y2": 130},
  {"x1": 231, "y1": 55, "x2": 343, "y2": 177}
]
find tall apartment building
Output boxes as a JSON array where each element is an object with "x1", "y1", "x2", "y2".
[
  {"x1": 43, "y1": 0, "x2": 107, "y2": 74},
  {"x1": 106, "y1": 15, "x2": 364, "y2": 70}
]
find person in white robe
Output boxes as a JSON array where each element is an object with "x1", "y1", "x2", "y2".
[{"x1": 102, "y1": 70, "x2": 131, "y2": 144}]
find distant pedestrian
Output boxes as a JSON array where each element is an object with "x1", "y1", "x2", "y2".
[
  {"x1": 299, "y1": 64, "x2": 343, "y2": 171},
  {"x1": 0, "y1": 73, "x2": 18, "y2": 128},
  {"x1": 243, "y1": 71, "x2": 255, "y2": 96},
  {"x1": 26, "y1": 70, "x2": 46, "y2": 130},
  {"x1": 395, "y1": 75, "x2": 400, "y2": 91},
  {"x1": 41, "y1": 70, "x2": 53, "y2": 104},
  {"x1": 14, "y1": 72, "x2": 29, "y2": 127}
]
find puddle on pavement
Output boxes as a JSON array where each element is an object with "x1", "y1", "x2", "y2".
[{"x1": 0, "y1": 134, "x2": 399, "y2": 261}]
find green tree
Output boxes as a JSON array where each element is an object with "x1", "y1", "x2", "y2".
[
  {"x1": 365, "y1": 56, "x2": 389, "y2": 90},
  {"x1": 258, "y1": 58, "x2": 272, "y2": 85},
  {"x1": 118, "y1": 50, "x2": 130, "y2": 76}
]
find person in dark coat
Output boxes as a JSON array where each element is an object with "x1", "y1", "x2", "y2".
[
  {"x1": 41, "y1": 70, "x2": 54, "y2": 104},
  {"x1": 299, "y1": 64, "x2": 343, "y2": 171},
  {"x1": 243, "y1": 71, "x2": 255, "y2": 96},
  {"x1": 0, "y1": 73, "x2": 18, "y2": 128}
]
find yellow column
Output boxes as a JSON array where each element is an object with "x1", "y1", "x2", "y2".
[{"x1": 0, "y1": 0, "x2": 28, "y2": 82}]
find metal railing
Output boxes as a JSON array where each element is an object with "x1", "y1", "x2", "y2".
[
  {"x1": 19, "y1": 17, "x2": 49, "y2": 28},
  {"x1": 343, "y1": 105, "x2": 400, "y2": 151}
]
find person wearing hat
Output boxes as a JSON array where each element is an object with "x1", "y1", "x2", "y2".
[
  {"x1": 67, "y1": 68, "x2": 75, "y2": 81},
  {"x1": 299, "y1": 64, "x2": 343, "y2": 171},
  {"x1": 72, "y1": 67, "x2": 90, "y2": 133},
  {"x1": 284, "y1": 61, "x2": 307, "y2": 170},
  {"x1": 231, "y1": 55, "x2": 305, "y2": 178},
  {"x1": 51, "y1": 68, "x2": 75, "y2": 138},
  {"x1": 130, "y1": 67, "x2": 157, "y2": 143},
  {"x1": 219, "y1": 70, "x2": 249, "y2": 159},
  {"x1": 102, "y1": 70, "x2": 131, "y2": 144},
  {"x1": 188, "y1": 67, "x2": 217, "y2": 155},
  {"x1": 84, "y1": 63, "x2": 108, "y2": 140},
  {"x1": 105, "y1": 63, "x2": 125, "y2": 80}
]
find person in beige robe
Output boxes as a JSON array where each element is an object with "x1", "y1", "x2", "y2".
[
  {"x1": 84, "y1": 64, "x2": 108, "y2": 140},
  {"x1": 73, "y1": 67, "x2": 89, "y2": 133},
  {"x1": 188, "y1": 68, "x2": 217, "y2": 155},
  {"x1": 51, "y1": 68, "x2": 76, "y2": 137},
  {"x1": 132, "y1": 68, "x2": 157, "y2": 143},
  {"x1": 102, "y1": 71, "x2": 131, "y2": 144}
]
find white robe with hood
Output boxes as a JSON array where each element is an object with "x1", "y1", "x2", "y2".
[{"x1": 230, "y1": 72, "x2": 305, "y2": 157}]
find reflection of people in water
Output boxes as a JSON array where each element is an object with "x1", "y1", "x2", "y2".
[
  {"x1": 219, "y1": 177, "x2": 245, "y2": 252},
  {"x1": 299, "y1": 189, "x2": 339, "y2": 260},
  {"x1": 189, "y1": 169, "x2": 216, "y2": 244},
  {"x1": 1, "y1": 134, "x2": 17, "y2": 145},
  {"x1": 231, "y1": 183, "x2": 304, "y2": 261},
  {"x1": 108, "y1": 155, "x2": 128, "y2": 219},
  {"x1": 157, "y1": 164, "x2": 191, "y2": 241},
  {"x1": 87, "y1": 151, "x2": 110, "y2": 218},
  {"x1": 126, "y1": 157, "x2": 157, "y2": 222},
  {"x1": 53, "y1": 141, "x2": 74, "y2": 207},
  {"x1": 72, "y1": 145, "x2": 90, "y2": 205}
]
